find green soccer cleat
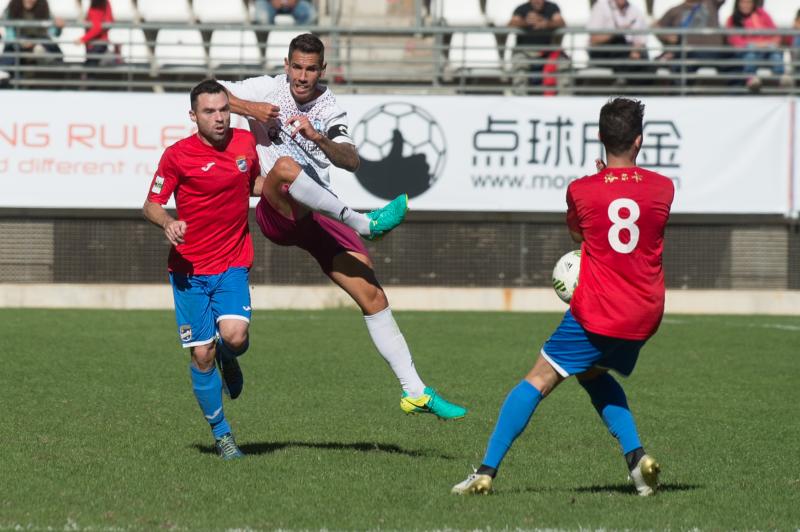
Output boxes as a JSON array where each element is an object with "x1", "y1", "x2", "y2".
[
  {"x1": 630, "y1": 454, "x2": 660, "y2": 496},
  {"x1": 215, "y1": 433, "x2": 245, "y2": 460},
  {"x1": 400, "y1": 386, "x2": 468, "y2": 420},
  {"x1": 365, "y1": 194, "x2": 409, "y2": 240},
  {"x1": 451, "y1": 471, "x2": 493, "y2": 495}
]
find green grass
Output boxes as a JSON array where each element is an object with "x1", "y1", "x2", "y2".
[{"x1": 2, "y1": 309, "x2": 799, "y2": 530}]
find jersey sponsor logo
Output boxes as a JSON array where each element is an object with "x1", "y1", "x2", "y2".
[
  {"x1": 151, "y1": 176, "x2": 165, "y2": 194},
  {"x1": 352, "y1": 102, "x2": 445, "y2": 200},
  {"x1": 201, "y1": 162, "x2": 215, "y2": 172},
  {"x1": 179, "y1": 324, "x2": 192, "y2": 342},
  {"x1": 236, "y1": 156, "x2": 248, "y2": 173}
]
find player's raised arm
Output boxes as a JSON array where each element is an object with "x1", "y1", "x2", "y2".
[
  {"x1": 286, "y1": 114, "x2": 360, "y2": 172},
  {"x1": 225, "y1": 90, "x2": 280, "y2": 123}
]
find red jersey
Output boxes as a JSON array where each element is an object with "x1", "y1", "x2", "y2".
[
  {"x1": 146, "y1": 129, "x2": 259, "y2": 275},
  {"x1": 566, "y1": 167, "x2": 674, "y2": 340}
]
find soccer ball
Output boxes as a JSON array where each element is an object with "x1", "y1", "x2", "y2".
[{"x1": 552, "y1": 250, "x2": 581, "y2": 303}]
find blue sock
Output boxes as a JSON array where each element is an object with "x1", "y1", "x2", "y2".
[
  {"x1": 481, "y1": 380, "x2": 543, "y2": 470},
  {"x1": 189, "y1": 364, "x2": 231, "y2": 440},
  {"x1": 579, "y1": 373, "x2": 641, "y2": 454}
]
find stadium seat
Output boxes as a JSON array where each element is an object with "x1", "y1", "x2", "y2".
[
  {"x1": 209, "y1": 30, "x2": 262, "y2": 69},
  {"x1": 48, "y1": 0, "x2": 81, "y2": 20},
  {"x1": 767, "y1": 0, "x2": 797, "y2": 27},
  {"x1": 137, "y1": 0, "x2": 193, "y2": 22},
  {"x1": 265, "y1": 30, "x2": 304, "y2": 70},
  {"x1": 154, "y1": 29, "x2": 206, "y2": 68},
  {"x1": 193, "y1": 0, "x2": 249, "y2": 24},
  {"x1": 57, "y1": 26, "x2": 86, "y2": 63},
  {"x1": 81, "y1": 0, "x2": 138, "y2": 22},
  {"x1": 448, "y1": 32, "x2": 503, "y2": 77},
  {"x1": 0, "y1": 0, "x2": 9, "y2": 17},
  {"x1": 558, "y1": 0, "x2": 591, "y2": 27},
  {"x1": 485, "y1": 0, "x2": 522, "y2": 27},
  {"x1": 430, "y1": 0, "x2": 487, "y2": 26},
  {"x1": 108, "y1": 27, "x2": 149, "y2": 65}
]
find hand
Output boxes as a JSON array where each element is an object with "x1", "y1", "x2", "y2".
[
  {"x1": 630, "y1": 50, "x2": 641, "y2": 60},
  {"x1": 53, "y1": 17, "x2": 65, "y2": 29},
  {"x1": 74, "y1": 37, "x2": 83, "y2": 45},
  {"x1": 595, "y1": 158, "x2": 607, "y2": 172},
  {"x1": 247, "y1": 102, "x2": 280, "y2": 123},
  {"x1": 271, "y1": 0, "x2": 283, "y2": 9},
  {"x1": 164, "y1": 220, "x2": 187, "y2": 246},
  {"x1": 285, "y1": 115, "x2": 322, "y2": 142},
  {"x1": 526, "y1": 12, "x2": 547, "y2": 29}
]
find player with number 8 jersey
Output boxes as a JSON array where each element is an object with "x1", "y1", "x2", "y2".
[
  {"x1": 566, "y1": 164, "x2": 673, "y2": 340},
  {"x1": 452, "y1": 98, "x2": 674, "y2": 498}
]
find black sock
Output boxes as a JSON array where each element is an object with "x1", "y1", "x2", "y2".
[
  {"x1": 476, "y1": 464, "x2": 497, "y2": 478},
  {"x1": 625, "y1": 447, "x2": 646, "y2": 471}
]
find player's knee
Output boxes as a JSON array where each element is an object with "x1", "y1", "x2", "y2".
[
  {"x1": 271, "y1": 156, "x2": 301, "y2": 183},
  {"x1": 221, "y1": 329, "x2": 249, "y2": 354},
  {"x1": 362, "y1": 286, "x2": 389, "y2": 315},
  {"x1": 190, "y1": 342, "x2": 216, "y2": 370}
]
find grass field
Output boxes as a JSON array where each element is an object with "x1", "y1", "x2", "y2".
[{"x1": 2, "y1": 308, "x2": 799, "y2": 530}]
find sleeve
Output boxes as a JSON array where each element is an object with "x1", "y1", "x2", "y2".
[
  {"x1": 80, "y1": 9, "x2": 105, "y2": 43},
  {"x1": 146, "y1": 147, "x2": 180, "y2": 205},
  {"x1": 566, "y1": 184, "x2": 581, "y2": 234},
  {"x1": 586, "y1": 2, "x2": 607, "y2": 30},
  {"x1": 512, "y1": 4, "x2": 526, "y2": 18},
  {"x1": 325, "y1": 106, "x2": 354, "y2": 145},
  {"x1": 217, "y1": 75, "x2": 278, "y2": 103}
]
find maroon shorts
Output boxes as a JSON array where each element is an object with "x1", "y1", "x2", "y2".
[{"x1": 255, "y1": 197, "x2": 369, "y2": 274}]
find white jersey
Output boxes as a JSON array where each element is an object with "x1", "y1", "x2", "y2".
[{"x1": 219, "y1": 74, "x2": 353, "y2": 190}]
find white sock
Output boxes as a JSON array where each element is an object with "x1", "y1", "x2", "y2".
[
  {"x1": 364, "y1": 306, "x2": 426, "y2": 396},
  {"x1": 287, "y1": 171, "x2": 371, "y2": 235}
]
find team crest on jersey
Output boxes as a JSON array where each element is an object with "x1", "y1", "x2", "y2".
[
  {"x1": 179, "y1": 325, "x2": 192, "y2": 342},
  {"x1": 151, "y1": 176, "x2": 164, "y2": 194},
  {"x1": 236, "y1": 156, "x2": 248, "y2": 173}
]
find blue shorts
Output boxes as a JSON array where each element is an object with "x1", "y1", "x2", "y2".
[
  {"x1": 169, "y1": 266, "x2": 251, "y2": 348},
  {"x1": 540, "y1": 310, "x2": 646, "y2": 377}
]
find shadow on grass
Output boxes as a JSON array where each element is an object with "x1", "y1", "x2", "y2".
[
  {"x1": 504, "y1": 483, "x2": 700, "y2": 495},
  {"x1": 572, "y1": 482, "x2": 701, "y2": 494},
  {"x1": 192, "y1": 440, "x2": 456, "y2": 460}
]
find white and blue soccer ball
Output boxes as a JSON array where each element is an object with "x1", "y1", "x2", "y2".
[{"x1": 552, "y1": 250, "x2": 581, "y2": 303}]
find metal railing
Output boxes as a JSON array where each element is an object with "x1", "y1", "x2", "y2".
[{"x1": 0, "y1": 20, "x2": 798, "y2": 95}]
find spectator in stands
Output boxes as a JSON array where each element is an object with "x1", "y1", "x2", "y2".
[
  {"x1": 74, "y1": 0, "x2": 114, "y2": 67},
  {"x1": 726, "y1": 0, "x2": 788, "y2": 90},
  {"x1": 654, "y1": 0, "x2": 726, "y2": 74},
  {"x1": 253, "y1": 0, "x2": 317, "y2": 25},
  {"x1": 587, "y1": 0, "x2": 650, "y2": 81},
  {"x1": 0, "y1": 0, "x2": 64, "y2": 67},
  {"x1": 508, "y1": 0, "x2": 565, "y2": 91}
]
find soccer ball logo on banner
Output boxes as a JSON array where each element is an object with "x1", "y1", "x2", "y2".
[
  {"x1": 353, "y1": 102, "x2": 446, "y2": 200},
  {"x1": 552, "y1": 250, "x2": 581, "y2": 303}
]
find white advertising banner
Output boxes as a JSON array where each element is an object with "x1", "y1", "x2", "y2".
[{"x1": 0, "y1": 92, "x2": 792, "y2": 213}]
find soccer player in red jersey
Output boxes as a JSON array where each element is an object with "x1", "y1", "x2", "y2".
[
  {"x1": 453, "y1": 98, "x2": 675, "y2": 495},
  {"x1": 143, "y1": 80, "x2": 263, "y2": 460}
]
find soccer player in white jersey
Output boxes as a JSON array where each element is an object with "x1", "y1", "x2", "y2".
[{"x1": 218, "y1": 33, "x2": 467, "y2": 420}]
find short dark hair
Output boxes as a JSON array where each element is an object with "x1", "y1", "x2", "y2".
[
  {"x1": 599, "y1": 98, "x2": 645, "y2": 156},
  {"x1": 288, "y1": 33, "x2": 325, "y2": 65},
  {"x1": 190, "y1": 79, "x2": 227, "y2": 111}
]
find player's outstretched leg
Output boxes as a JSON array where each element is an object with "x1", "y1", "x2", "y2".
[
  {"x1": 189, "y1": 362, "x2": 243, "y2": 459},
  {"x1": 578, "y1": 371, "x2": 660, "y2": 495},
  {"x1": 271, "y1": 157, "x2": 408, "y2": 240}
]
